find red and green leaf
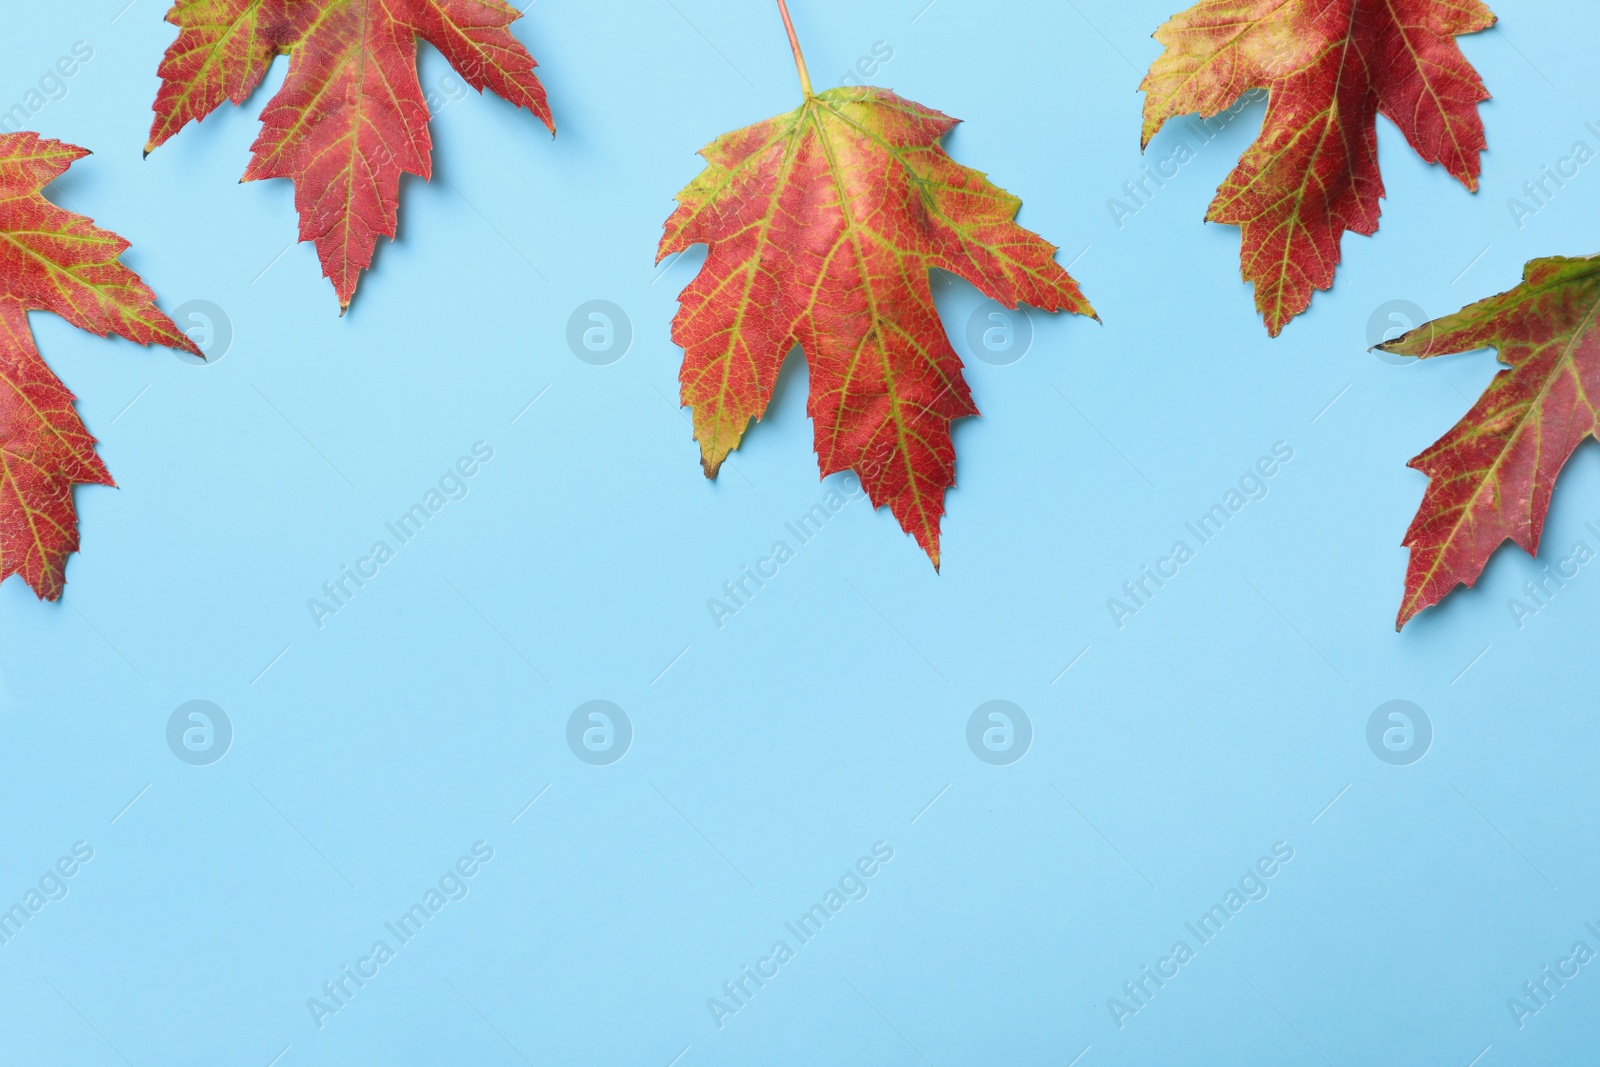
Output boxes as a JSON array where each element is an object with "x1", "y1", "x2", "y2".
[
  {"x1": 0, "y1": 133, "x2": 197, "y2": 599},
  {"x1": 1378, "y1": 255, "x2": 1600, "y2": 628},
  {"x1": 1140, "y1": 0, "x2": 1495, "y2": 335},
  {"x1": 660, "y1": 6, "x2": 1093, "y2": 567},
  {"x1": 146, "y1": 0, "x2": 553, "y2": 310}
]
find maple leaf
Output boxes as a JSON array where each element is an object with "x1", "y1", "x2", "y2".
[
  {"x1": 145, "y1": 0, "x2": 554, "y2": 310},
  {"x1": 1377, "y1": 256, "x2": 1600, "y2": 629},
  {"x1": 0, "y1": 132, "x2": 198, "y2": 600},
  {"x1": 659, "y1": 1, "x2": 1094, "y2": 568},
  {"x1": 1140, "y1": 0, "x2": 1495, "y2": 335}
]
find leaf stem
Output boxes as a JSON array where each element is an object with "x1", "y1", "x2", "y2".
[{"x1": 775, "y1": 0, "x2": 814, "y2": 99}]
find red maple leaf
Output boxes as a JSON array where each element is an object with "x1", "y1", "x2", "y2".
[
  {"x1": 145, "y1": 0, "x2": 553, "y2": 310},
  {"x1": 659, "y1": 1, "x2": 1094, "y2": 567},
  {"x1": 1379, "y1": 256, "x2": 1600, "y2": 629},
  {"x1": 1140, "y1": 0, "x2": 1495, "y2": 335},
  {"x1": 0, "y1": 133, "x2": 198, "y2": 599}
]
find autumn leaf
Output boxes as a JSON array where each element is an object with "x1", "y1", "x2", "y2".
[
  {"x1": 1140, "y1": 0, "x2": 1495, "y2": 336},
  {"x1": 145, "y1": 0, "x2": 553, "y2": 310},
  {"x1": 0, "y1": 132, "x2": 198, "y2": 600},
  {"x1": 659, "y1": 0, "x2": 1094, "y2": 567},
  {"x1": 1376, "y1": 256, "x2": 1600, "y2": 628}
]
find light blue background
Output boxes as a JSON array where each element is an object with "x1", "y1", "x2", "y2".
[{"x1": 1, "y1": 0, "x2": 1596, "y2": 1064}]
